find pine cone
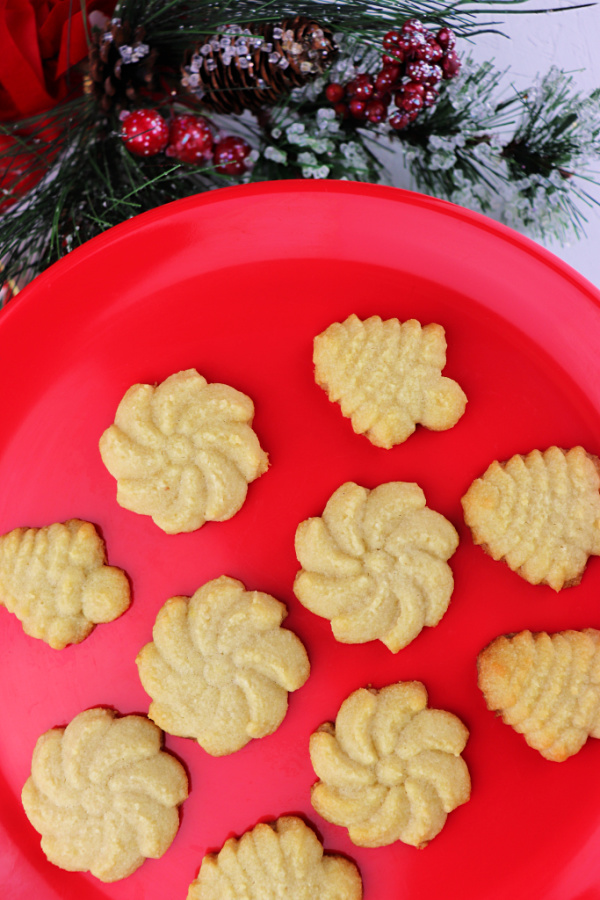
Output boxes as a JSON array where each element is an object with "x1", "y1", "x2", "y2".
[
  {"x1": 181, "y1": 17, "x2": 337, "y2": 114},
  {"x1": 88, "y1": 19, "x2": 159, "y2": 112}
]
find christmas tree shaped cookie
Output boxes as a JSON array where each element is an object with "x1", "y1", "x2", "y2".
[
  {"x1": 313, "y1": 314, "x2": 467, "y2": 448},
  {"x1": 22, "y1": 708, "x2": 188, "y2": 881},
  {"x1": 99, "y1": 369, "x2": 269, "y2": 534},
  {"x1": 478, "y1": 629, "x2": 600, "y2": 761},
  {"x1": 137, "y1": 576, "x2": 310, "y2": 756},
  {"x1": 462, "y1": 446, "x2": 600, "y2": 590},
  {"x1": 309, "y1": 682, "x2": 470, "y2": 848},
  {"x1": 187, "y1": 816, "x2": 363, "y2": 900},
  {"x1": 0, "y1": 519, "x2": 130, "y2": 649},
  {"x1": 294, "y1": 481, "x2": 459, "y2": 652}
]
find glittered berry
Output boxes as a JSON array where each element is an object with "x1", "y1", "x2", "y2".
[
  {"x1": 366, "y1": 99, "x2": 388, "y2": 123},
  {"x1": 442, "y1": 49, "x2": 461, "y2": 78},
  {"x1": 406, "y1": 61, "x2": 435, "y2": 83},
  {"x1": 437, "y1": 27, "x2": 456, "y2": 51},
  {"x1": 165, "y1": 115, "x2": 213, "y2": 164},
  {"x1": 426, "y1": 65, "x2": 444, "y2": 85},
  {"x1": 423, "y1": 87, "x2": 439, "y2": 107},
  {"x1": 401, "y1": 18, "x2": 426, "y2": 34},
  {"x1": 213, "y1": 135, "x2": 252, "y2": 175},
  {"x1": 348, "y1": 98, "x2": 368, "y2": 118},
  {"x1": 428, "y1": 41, "x2": 444, "y2": 63},
  {"x1": 395, "y1": 82, "x2": 424, "y2": 113},
  {"x1": 120, "y1": 109, "x2": 169, "y2": 157},
  {"x1": 389, "y1": 111, "x2": 412, "y2": 130},
  {"x1": 325, "y1": 83, "x2": 345, "y2": 103},
  {"x1": 413, "y1": 41, "x2": 439, "y2": 62},
  {"x1": 375, "y1": 66, "x2": 401, "y2": 92},
  {"x1": 382, "y1": 52, "x2": 401, "y2": 66}
]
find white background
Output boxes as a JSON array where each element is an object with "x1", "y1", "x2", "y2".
[{"x1": 389, "y1": 3, "x2": 600, "y2": 289}]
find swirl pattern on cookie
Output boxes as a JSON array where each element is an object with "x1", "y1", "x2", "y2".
[
  {"x1": 21, "y1": 708, "x2": 188, "y2": 881},
  {"x1": 310, "y1": 682, "x2": 470, "y2": 848},
  {"x1": 294, "y1": 482, "x2": 459, "y2": 652},
  {"x1": 137, "y1": 576, "x2": 310, "y2": 756},
  {"x1": 462, "y1": 446, "x2": 600, "y2": 590},
  {"x1": 478, "y1": 629, "x2": 600, "y2": 761},
  {"x1": 99, "y1": 369, "x2": 269, "y2": 534},
  {"x1": 313, "y1": 315, "x2": 467, "y2": 448},
  {"x1": 187, "y1": 816, "x2": 363, "y2": 900}
]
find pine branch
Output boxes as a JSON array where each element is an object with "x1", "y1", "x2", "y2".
[
  {"x1": 398, "y1": 61, "x2": 600, "y2": 240},
  {"x1": 1, "y1": 0, "x2": 598, "y2": 300}
]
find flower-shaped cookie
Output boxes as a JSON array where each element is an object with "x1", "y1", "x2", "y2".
[
  {"x1": 310, "y1": 682, "x2": 470, "y2": 848},
  {"x1": 99, "y1": 369, "x2": 269, "y2": 534},
  {"x1": 462, "y1": 446, "x2": 600, "y2": 590},
  {"x1": 21, "y1": 708, "x2": 188, "y2": 882},
  {"x1": 136, "y1": 576, "x2": 310, "y2": 756},
  {"x1": 313, "y1": 315, "x2": 467, "y2": 448},
  {"x1": 187, "y1": 816, "x2": 363, "y2": 900},
  {"x1": 0, "y1": 519, "x2": 130, "y2": 649},
  {"x1": 478, "y1": 629, "x2": 600, "y2": 761},
  {"x1": 294, "y1": 482, "x2": 459, "y2": 652}
]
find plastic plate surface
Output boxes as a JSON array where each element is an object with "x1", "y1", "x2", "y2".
[{"x1": 1, "y1": 181, "x2": 600, "y2": 900}]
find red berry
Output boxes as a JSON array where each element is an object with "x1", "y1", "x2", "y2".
[
  {"x1": 165, "y1": 115, "x2": 213, "y2": 164},
  {"x1": 333, "y1": 102, "x2": 350, "y2": 118},
  {"x1": 401, "y1": 18, "x2": 426, "y2": 33},
  {"x1": 348, "y1": 98, "x2": 368, "y2": 118},
  {"x1": 428, "y1": 40, "x2": 444, "y2": 63},
  {"x1": 395, "y1": 82, "x2": 424, "y2": 113},
  {"x1": 423, "y1": 87, "x2": 439, "y2": 107},
  {"x1": 426, "y1": 65, "x2": 443, "y2": 85},
  {"x1": 365, "y1": 100, "x2": 388, "y2": 123},
  {"x1": 437, "y1": 27, "x2": 456, "y2": 51},
  {"x1": 389, "y1": 111, "x2": 412, "y2": 130},
  {"x1": 373, "y1": 90, "x2": 392, "y2": 106},
  {"x1": 375, "y1": 66, "x2": 401, "y2": 92},
  {"x1": 442, "y1": 49, "x2": 461, "y2": 78},
  {"x1": 120, "y1": 109, "x2": 169, "y2": 157},
  {"x1": 213, "y1": 135, "x2": 252, "y2": 175},
  {"x1": 406, "y1": 32, "x2": 428, "y2": 56},
  {"x1": 413, "y1": 41, "x2": 440, "y2": 62},
  {"x1": 325, "y1": 83, "x2": 345, "y2": 103},
  {"x1": 382, "y1": 30, "x2": 401, "y2": 50},
  {"x1": 382, "y1": 52, "x2": 400, "y2": 65},
  {"x1": 406, "y1": 61, "x2": 435, "y2": 82},
  {"x1": 351, "y1": 74, "x2": 374, "y2": 100}
]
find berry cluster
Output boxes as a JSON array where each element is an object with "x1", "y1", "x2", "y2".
[
  {"x1": 325, "y1": 20, "x2": 460, "y2": 130},
  {"x1": 120, "y1": 110, "x2": 253, "y2": 175}
]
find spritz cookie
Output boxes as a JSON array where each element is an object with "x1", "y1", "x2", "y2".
[
  {"x1": 137, "y1": 576, "x2": 310, "y2": 756},
  {"x1": 22, "y1": 708, "x2": 188, "y2": 881},
  {"x1": 99, "y1": 369, "x2": 269, "y2": 534},
  {"x1": 0, "y1": 519, "x2": 130, "y2": 649},
  {"x1": 294, "y1": 482, "x2": 459, "y2": 652},
  {"x1": 462, "y1": 446, "x2": 600, "y2": 590},
  {"x1": 310, "y1": 682, "x2": 470, "y2": 848},
  {"x1": 478, "y1": 629, "x2": 600, "y2": 761},
  {"x1": 187, "y1": 816, "x2": 363, "y2": 900},
  {"x1": 313, "y1": 315, "x2": 467, "y2": 448}
]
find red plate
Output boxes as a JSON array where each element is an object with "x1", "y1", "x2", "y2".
[{"x1": 2, "y1": 181, "x2": 600, "y2": 900}]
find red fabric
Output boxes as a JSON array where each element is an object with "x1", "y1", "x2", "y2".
[{"x1": 0, "y1": 0, "x2": 116, "y2": 121}]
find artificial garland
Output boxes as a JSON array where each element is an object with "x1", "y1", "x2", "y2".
[{"x1": 0, "y1": 0, "x2": 599, "y2": 299}]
